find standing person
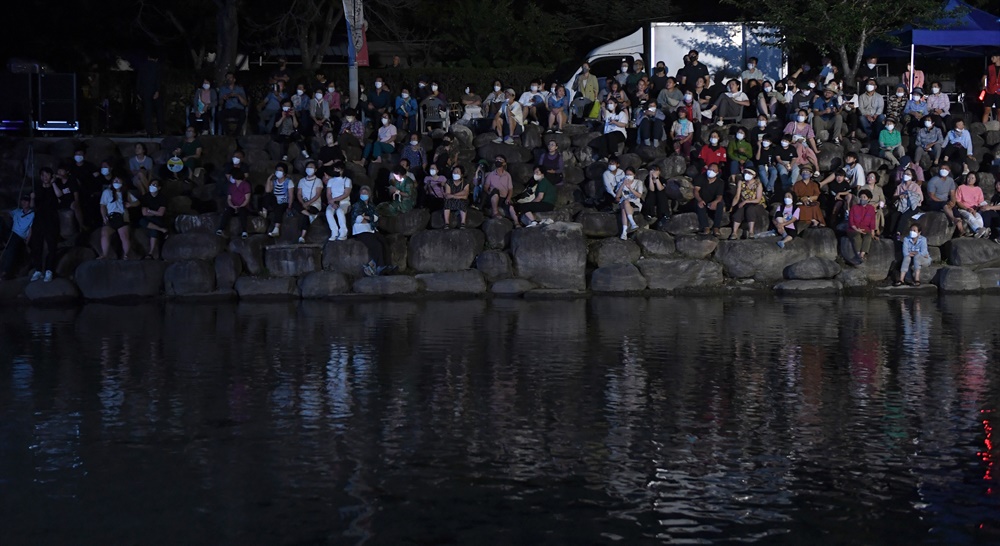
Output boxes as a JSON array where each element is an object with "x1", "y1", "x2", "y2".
[
  {"x1": 137, "y1": 53, "x2": 164, "y2": 136},
  {"x1": 982, "y1": 53, "x2": 1000, "y2": 124},
  {"x1": 0, "y1": 194, "x2": 33, "y2": 279},
  {"x1": 138, "y1": 180, "x2": 168, "y2": 259},
  {"x1": 896, "y1": 224, "x2": 931, "y2": 286},
  {"x1": 572, "y1": 63, "x2": 599, "y2": 122},
  {"x1": 28, "y1": 170, "x2": 60, "y2": 282},
  {"x1": 99, "y1": 175, "x2": 138, "y2": 259},
  {"x1": 325, "y1": 163, "x2": 352, "y2": 241},
  {"x1": 216, "y1": 169, "x2": 252, "y2": 239}
]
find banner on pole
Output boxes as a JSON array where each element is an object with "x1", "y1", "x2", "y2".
[{"x1": 343, "y1": 0, "x2": 369, "y2": 67}]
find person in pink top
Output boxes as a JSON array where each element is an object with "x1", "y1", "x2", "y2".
[
  {"x1": 954, "y1": 172, "x2": 988, "y2": 237},
  {"x1": 847, "y1": 189, "x2": 877, "y2": 263},
  {"x1": 216, "y1": 169, "x2": 252, "y2": 239}
]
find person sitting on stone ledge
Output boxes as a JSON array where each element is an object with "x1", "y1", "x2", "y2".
[
  {"x1": 442, "y1": 166, "x2": 470, "y2": 229},
  {"x1": 940, "y1": 119, "x2": 973, "y2": 168},
  {"x1": 858, "y1": 171, "x2": 887, "y2": 236},
  {"x1": 887, "y1": 167, "x2": 924, "y2": 240},
  {"x1": 792, "y1": 167, "x2": 824, "y2": 228},
  {"x1": 546, "y1": 85, "x2": 568, "y2": 134},
  {"x1": 216, "y1": 169, "x2": 251, "y2": 240},
  {"x1": 886, "y1": 84, "x2": 908, "y2": 126},
  {"x1": 515, "y1": 166, "x2": 558, "y2": 229},
  {"x1": 954, "y1": 172, "x2": 989, "y2": 238},
  {"x1": 423, "y1": 164, "x2": 447, "y2": 212},
  {"x1": 377, "y1": 166, "x2": 415, "y2": 218},
  {"x1": 656, "y1": 77, "x2": 683, "y2": 121},
  {"x1": 295, "y1": 161, "x2": 324, "y2": 243},
  {"x1": 637, "y1": 100, "x2": 665, "y2": 147},
  {"x1": 727, "y1": 127, "x2": 754, "y2": 186},
  {"x1": 758, "y1": 80, "x2": 786, "y2": 120},
  {"x1": 325, "y1": 162, "x2": 352, "y2": 241},
  {"x1": 693, "y1": 163, "x2": 725, "y2": 236},
  {"x1": 924, "y1": 163, "x2": 959, "y2": 230},
  {"x1": 363, "y1": 112, "x2": 396, "y2": 165},
  {"x1": 614, "y1": 167, "x2": 644, "y2": 240},
  {"x1": 0, "y1": 194, "x2": 33, "y2": 280},
  {"x1": 819, "y1": 168, "x2": 853, "y2": 225},
  {"x1": 138, "y1": 179, "x2": 168, "y2": 259},
  {"x1": 128, "y1": 143, "x2": 153, "y2": 181},
  {"x1": 174, "y1": 127, "x2": 203, "y2": 183},
  {"x1": 902, "y1": 88, "x2": 930, "y2": 133},
  {"x1": 978, "y1": 177, "x2": 1000, "y2": 242},
  {"x1": 912, "y1": 115, "x2": 943, "y2": 166},
  {"x1": 537, "y1": 140, "x2": 564, "y2": 186},
  {"x1": 811, "y1": 85, "x2": 843, "y2": 145},
  {"x1": 395, "y1": 87, "x2": 419, "y2": 134},
  {"x1": 642, "y1": 164, "x2": 672, "y2": 229},
  {"x1": 400, "y1": 134, "x2": 427, "y2": 180},
  {"x1": 697, "y1": 130, "x2": 727, "y2": 175},
  {"x1": 485, "y1": 80, "x2": 507, "y2": 119},
  {"x1": 318, "y1": 131, "x2": 346, "y2": 168},
  {"x1": 273, "y1": 98, "x2": 307, "y2": 163},
  {"x1": 671, "y1": 107, "x2": 695, "y2": 159},
  {"x1": 847, "y1": 189, "x2": 877, "y2": 264},
  {"x1": 896, "y1": 223, "x2": 931, "y2": 286},
  {"x1": 773, "y1": 192, "x2": 801, "y2": 248},
  {"x1": 307, "y1": 88, "x2": 332, "y2": 142},
  {"x1": 877, "y1": 118, "x2": 905, "y2": 167},
  {"x1": 483, "y1": 155, "x2": 517, "y2": 223},
  {"x1": 591, "y1": 99, "x2": 629, "y2": 162},
  {"x1": 493, "y1": 89, "x2": 524, "y2": 145},
  {"x1": 783, "y1": 108, "x2": 819, "y2": 162},
  {"x1": 729, "y1": 168, "x2": 765, "y2": 239},
  {"x1": 263, "y1": 163, "x2": 293, "y2": 238},
  {"x1": 925, "y1": 81, "x2": 951, "y2": 127},
  {"x1": 99, "y1": 174, "x2": 139, "y2": 260},
  {"x1": 602, "y1": 156, "x2": 626, "y2": 206},
  {"x1": 350, "y1": 185, "x2": 393, "y2": 276},
  {"x1": 366, "y1": 76, "x2": 393, "y2": 123},
  {"x1": 756, "y1": 134, "x2": 780, "y2": 195},
  {"x1": 339, "y1": 109, "x2": 365, "y2": 144},
  {"x1": 323, "y1": 81, "x2": 342, "y2": 122}
]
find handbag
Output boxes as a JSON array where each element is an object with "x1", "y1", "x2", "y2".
[{"x1": 587, "y1": 100, "x2": 602, "y2": 119}]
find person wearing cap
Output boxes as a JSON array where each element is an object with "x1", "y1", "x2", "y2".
[
  {"x1": 847, "y1": 189, "x2": 877, "y2": 264},
  {"x1": 729, "y1": 168, "x2": 765, "y2": 239},
  {"x1": 886, "y1": 84, "x2": 908, "y2": 124},
  {"x1": 492, "y1": 89, "x2": 523, "y2": 145},
  {"x1": 903, "y1": 87, "x2": 930, "y2": 132},
  {"x1": 877, "y1": 118, "x2": 904, "y2": 167},
  {"x1": 0, "y1": 194, "x2": 33, "y2": 280},
  {"x1": 811, "y1": 85, "x2": 843, "y2": 144},
  {"x1": 912, "y1": 109, "x2": 944, "y2": 166}
]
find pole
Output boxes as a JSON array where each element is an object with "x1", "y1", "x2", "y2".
[
  {"x1": 349, "y1": 62, "x2": 358, "y2": 110},
  {"x1": 909, "y1": 43, "x2": 915, "y2": 91}
]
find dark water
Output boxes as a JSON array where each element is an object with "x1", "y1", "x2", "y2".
[{"x1": 2, "y1": 296, "x2": 1000, "y2": 545}]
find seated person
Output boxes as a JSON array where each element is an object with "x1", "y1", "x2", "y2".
[
  {"x1": 350, "y1": 185, "x2": 392, "y2": 275},
  {"x1": 705, "y1": 79, "x2": 750, "y2": 123},
  {"x1": 858, "y1": 172, "x2": 887, "y2": 235},
  {"x1": 294, "y1": 162, "x2": 324, "y2": 243},
  {"x1": 697, "y1": 130, "x2": 727, "y2": 173},
  {"x1": 362, "y1": 113, "x2": 397, "y2": 164},
  {"x1": 757, "y1": 80, "x2": 786, "y2": 119},
  {"x1": 693, "y1": 163, "x2": 726, "y2": 236},
  {"x1": 538, "y1": 140, "x2": 564, "y2": 185},
  {"x1": 953, "y1": 172, "x2": 987, "y2": 237},
  {"x1": 395, "y1": 87, "x2": 418, "y2": 134},
  {"x1": 189, "y1": 78, "x2": 217, "y2": 134},
  {"x1": 442, "y1": 166, "x2": 471, "y2": 229},
  {"x1": 376, "y1": 166, "x2": 416, "y2": 217},
  {"x1": 896, "y1": 223, "x2": 931, "y2": 286},
  {"x1": 941, "y1": 120, "x2": 973, "y2": 166},
  {"x1": 138, "y1": 179, "x2": 168, "y2": 259},
  {"x1": 811, "y1": 86, "x2": 843, "y2": 144},
  {"x1": 590, "y1": 100, "x2": 628, "y2": 161},
  {"x1": 819, "y1": 168, "x2": 853, "y2": 224},
  {"x1": 173, "y1": 127, "x2": 203, "y2": 182},
  {"x1": 642, "y1": 164, "x2": 671, "y2": 227},
  {"x1": 925, "y1": 81, "x2": 951, "y2": 126},
  {"x1": 670, "y1": 108, "x2": 695, "y2": 158},
  {"x1": 729, "y1": 168, "x2": 765, "y2": 239},
  {"x1": 217, "y1": 72, "x2": 248, "y2": 135},
  {"x1": 912, "y1": 116, "x2": 944, "y2": 166},
  {"x1": 273, "y1": 99, "x2": 307, "y2": 162},
  {"x1": 613, "y1": 167, "x2": 644, "y2": 239},
  {"x1": 256, "y1": 81, "x2": 285, "y2": 135},
  {"x1": 546, "y1": 86, "x2": 569, "y2": 133},
  {"x1": 847, "y1": 189, "x2": 877, "y2": 263},
  {"x1": 888, "y1": 168, "x2": 924, "y2": 239},
  {"x1": 308, "y1": 88, "x2": 332, "y2": 139},
  {"x1": 263, "y1": 163, "x2": 294, "y2": 237},
  {"x1": 216, "y1": 169, "x2": 251, "y2": 239},
  {"x1": 339, "y1": 109, "x2": 365, "y2": 143},
  {"x1": 773, "y1": 192, "x2": 800, "y2": 248},
  {"x1": 318, "y1": 131, "x2": 346, "y2": 167},
  {"x1": 400, "y1": 134, "x2": 428, "y2": 179},
  {"x1": 924, "y1": 164, "x2": 958, "y2": 228},
  {"x1": 857, "y1": 79, "x2": 885, "y2": 139},
  {"x1": 886, "y1": 84, "x2": 908, "y2": 123},
  {"x1": 492, "y1": 89, "x2": 523, "y2": 144},
  {"x1": 602, "y1": 157, "x2": 626, "y2": 202},
  {"x1": 324, "y1": 163, "x2": 352, "y2": 241},
  {"x1": 484, "y1": 155, "x2": 517, "y2": 222},
  {"x1": 423, "y1": 165, "x2": 447, "y2": 211},
  {"x1": 727, "y1": 128, "x2": 753, "y2": 184},
  {"x1": 0, "y1": 194, "x2": 33, "y2": 280},
  {"x1": 792, "y1": 168, "x2": 824, "y2": 227},
  {"x1": 637, "y1": 101, "x2": 665, "y2": 147},
  {"x1": 877, "y1": 118, "x2": 905, "y2": 167},
  {"x1": 902, "y1": 87, "x2": 929, "y2": 132}
]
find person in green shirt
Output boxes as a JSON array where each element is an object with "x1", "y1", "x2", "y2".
[
  {"x1": 516, "y1": 166, "x2": 558, "y2": 227},
  {"x1": 376, "y1": 166, "x2": 415, "y2": 217},
  {"x1": 878, "y1": 118, "x2": 904, "y2": 167},
  {"x1": 727, "y1": 127, "x2": 754, "y2": 184}
]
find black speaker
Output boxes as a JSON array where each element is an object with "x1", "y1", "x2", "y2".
[{"x1": 36, "y1": 73, "x2": 77, "y2": 131}]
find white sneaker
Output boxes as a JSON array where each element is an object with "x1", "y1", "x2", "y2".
[
  {"x1": 526, "y1": 221, "x2": 538, "y2": 228},
  {"x1": 298, "y1": 236, "x2": 306, "y2": 244},
  {"x1": 43, "y1": 270, "x2": 52, "y2": 283},
  {"x1": 542, "y1": 218, "x2": 554, "y2": 225},
  {"x1": 268, "y1": 227, "x2": 280, "y2": 237},
  {"x1": 301, "y1": 151, "x2": 310, "y2": 159},
  {"x1": 620, "y1": 232, "x2": 628, "y2": 240},
  {"x1": 328, "y1": 235, "x2": 338, "y2": 242},
  {"x1": 492, "y1": 137, "x2": 504, "y2": 144},
  {"x1": 30, "y1": 271, "x2": 42, "y2": 282}
]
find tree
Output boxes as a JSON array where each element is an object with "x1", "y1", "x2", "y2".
[
  {"x1": 214, "y1": 0, "x2": 243, "y2": 85},
  {"x1": 726, "y1": 0, "x2": 949, "y2": 86},
  {"x1": 135, "y1": 0, "x2": 216, "y2": 71}
]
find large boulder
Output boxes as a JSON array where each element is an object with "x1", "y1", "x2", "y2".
[
  {"x1": 637, "y1": 258, "x2": 724, "y2": 291},
  {"x1": 162, "y1": 232, "x2": 225, "y2": 261},
  {"x1": 587, "y1": 238, "x2": 640, "y2": 267},
  {"x1": 449, "y1": 124, "x2": 474, "y2": 147},
  {"x1": 914, "y1": 211, "x2": 954, "y2": 247},
  {"x1": 773, "y1": 279, "x2": 843, "y2": 294},
  {"x1": 298, "y1": 271, "x2": 351, "y2": 298},
  {"x1": 837, "y1": 268, "x2": 871, "y2": 289},
  {"x1": 56, "y1": 247, "x2": 96, "y2": 279},
  {"x1": 229, "y1": 235, "x2": 268, "y2": 275},
  {"x1": 664, "y1": 212, "x2": 701, "y2": 235},
  {"x1": 379, "y1": 208, "x2": 430, "y2": 236},
  {"x1": 936, "y1": 266, "x2": 981, "y2": 292},
  {"x1": 321, "y1": 239, "x2": 371, "y2": 276},
  {"x1": 521, "y1": 123, "x2": 543, "y2": 150},
  {"x1": 510, "y1": 221, "x2": 587, "y2": 289},
  {"x1": 234, "y1": 276, "x2": 300, "y2": 299},
  {"x1": 784, "y1": 257, "x2": 842, "y2": 280},
  {"x1": 490, "y1": 278, "x2": 537, "y2": 296},
  {"x1": 475, "y1": 250, "x2": 513, "y2": 282},
  {"x1": 352, "y1": 275, "x2": 421, "y2": 295},
  {"x1": 482, "y1": 218, "x2": 514, "y2": 249},
  {"x1": 590, "y1": 264, "x2": 647, "y2": 293},
  {"x1": 576, "y1": 210, "x2": 620, "y2": 238},
  {"x1": 635, "y1": 230, "x2": 675, "y2": 258},
  {"x1": 674, "y1": 234, "x2": 717, "y2": 259},
  {"x1": 385, "y1": 234, "x2": 408, "y2": 271},
  {"x1": 977, "y1": 268, "x2": 1000, "y2": 291},
  {"x1": 943, "y1": 238, "x2": 1000, "y2": 268},
  {"x1": 660, "y1": 154, "x2": 687, "y2": 177},
  {"x1": 163, "y1": 260, "x2": 216, "y2": 296},
  {"x1": 264, "y1": 245, "x2": 321, "y2": 277},
  {"x1": 174, "y1": 213, "x2": 218, "y2": 234},
  {"x1": 797, "y1": 228, "x2": 839, "y2": 261},
  {"x1": 477, "y1": 142, "x2": 532, "y2": 164},
  {"x1": 23, "y1": 278, "x2": 80, "y2": 304},
  {"x1": 408, "y1": 229, "x2": 483, "y2": 273},
  {"x1": 838, "y1": 237, "x2": 896, "y2": 281},
  {"x1": 715, "y1": 239, "x2": 808, "y2": 281},
  {"x1": 415, "y1": 270, "x2": 487, "y2": 294},
  {"x1": 214, "y1": 252, "x2": 243, "y2": 289},
  {"x1": 75, "y1": 260, "x2": 165, "y2": 299}
]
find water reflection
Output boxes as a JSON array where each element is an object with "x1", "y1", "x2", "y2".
[{"x1": 2, "y1": 296, "x2": 1000, "y2": 544}]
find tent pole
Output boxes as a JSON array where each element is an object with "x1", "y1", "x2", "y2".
[{"x1": 909, "y1": 43, "x2": 915, "y2": 91}]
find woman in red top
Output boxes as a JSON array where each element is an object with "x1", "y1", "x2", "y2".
[
  {"x1": 847, "y1": 189, "x2": 877, "y2": 264},
  {"x1": 698, "y1": 130, "x2": 727, "y2": 173}
]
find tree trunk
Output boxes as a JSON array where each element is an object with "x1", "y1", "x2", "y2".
[{"x1": 214, "y1": 0, "x2": 241, "y2": 86}]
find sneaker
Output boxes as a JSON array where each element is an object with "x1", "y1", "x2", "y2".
[
  {"x1": 526, "y1": 221, "x2": 538, "y2": 228},
  {"x1": 215, "y1": 229, "x2": 224, "y2": 236},
  {"x1": 241, "y1": 232, "x2": 248, "y2": 240},
  {"x1": 776, "y1": 240, "x2": 785, "y2": 249},
  {"x1": 301, "y1": 151, "x2": 310, "y2": 159},
  {"x1": 43, "y1": 270, "x2": 52, "y2": 283},
  {"x1": 337, "y1": 235, "x2": 348, "y2": 241},
  {"x1": 542, "y1": 218, "x2": 555, "y2": 225},
  {"x1": 620, "y1": 232, "x2": 628, "y2": 241},
  {"x1": 328, "y1": 235, "x2": 338, "y2": 242},
  {"x1": 308, "y1": 214, "x2": 317, "y2": 224},
  {"x1": 627, "y1": 224, "x2": 639, "y2": 233},
  {"x1": 298, "y1": 236, "x2": 306, "y2": 244},
  {"x1": 492, "y1": 137, "x2": 504, "y2": 144},
  {"x1": 268, "y1": 227, "x2": 280, "y2": 237},
  {"x1": 504, "y1": 137, "x2": 515, "y2": 144},
  {"x1": 30, "y1": 271, "x2": 42, "y2": 282},
  {"x1": 282, "y1": 155, "x2": 289, "y2": 161},
  {"x1": 555, "y1": 129, "x2": 562, "y2": 134}
]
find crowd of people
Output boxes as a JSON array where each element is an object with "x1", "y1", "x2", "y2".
[{"x1": 3, "y1": 51, "x2": 1000, "y2": 286}]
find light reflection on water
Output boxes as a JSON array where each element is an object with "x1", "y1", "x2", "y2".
[{"x1": 1, "y1": 296, "x2": 1000, "y2": 544}]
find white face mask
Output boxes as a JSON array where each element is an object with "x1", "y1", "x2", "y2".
[
  {"x1": 866, "y1": 84, "x2": 875, "y2": 92},
  {"x1": 784, "y1": 197, "x2": 793, "y2": 205},
  {"x1": 431, "y1": 85, "x2": 438, "y2": 91},
  {"x1": 802, "y1": 89, "x2": 811, "y2": 95},
  {"x1": 706, "y1": 169, "x2": 717, "y2": 178},
  {"x1": 807, "y1": 82, "x2": 816, "y2": 89},
  {"x1": 550, "y1": 87, "x2": 556, "y2": 94},
  {"x1": 781, "y1": 141, "x2": 790, "y2": 148},
  {"x1": 429, "y1": 168, "x2": 437, "y2": 176},
  {"x1": 762, "y1": 141, "x2": 771, "y2": 148},
  {"x1": 346, "y1": 116, "x2": 355, "y2": 123},
  {"x1": 743, "y1": 172, "x2": 753, "y2": 181},
  {"x1": 282, "y1": 106, "x2": 290, "y2": 112},
  {"x1": 735, "y1": 133, "x2": 745, "y2": 141},
  {"x1": 112, "y1": 182, "x2": 122, "y2": 189},
  {"x1": 418, "y1": 83, "x2": 426, "y2": 89},
  {"x1": 374, "y1": 81, "x2": 383, "y2": 89},
  {"x1": 148, "y1": 186, "x2": 159, "y2": 194},
  {"x1": 867, "y1": 63, "x2": 876, "y2": 69},
  {"x1": 533, "y1": 174, "x2": 543, "y2": 181},
  {"x1": 530, "y1": 85, "x2": 538, "y2": 92},
  {"x1": 296, "y1": 89, "x2": 304, "y2": 96},
  {"x1": 924, "y1": 120, "x2": 933, "y2": 128},
  {"x1": 381, "y1": 118, "x2": 389, "y2": 125},
  {"x1": 625, "y1": 175, "x2": 634, "y2": 181},
  {"x1": 910, "y1": 230, "x2": 919, "y2": 239},
  {"x1": 275, "y1": 171, "x2": 285, "y2": 179},
  {"x1": 955, "y1": 128, "x2": 963, "y2": 134},
  {"x1": 621, "y1": 66, "x2": 628, "y2": 73},
  {"x1": 494, "y1": 85, "x2": 501, "y2": 92},
  {"x1": 797, "y1": 115, "x2": 806, "y2": 123},
  {"x1": 328, "y1": 87, "x2": 335, "y2": 93},
  {"x1": 452, "y1": 173, "x2": 461, "y2": 180},
  {"x1": 607, "y1": 104, "x2": 616, "y2": 112},
  {"x1": 74, "y1": 154, "x2": 84, "y2": 163},
  {"x1": 932, "y1": 87, "x2": 940, "y2": 94},
  {"x1": 709, "y1": 137, "x2": 719, "y2": 145},
  {"x1": 232, "y1": 157, "x2": 240, "y2": 165},
  {"x1": 202, "y1": 83, "x2": 210, "y2": 90},
  {"x1": 886, "y1": 124, "x2": 895, "y2": 132},
  {"x1": 305, "y1": 167, "x2": 316, "y2": 176},
  {"x1": 411, "y1": 140, "x2": 419, "y2": 147},
  {"x1": 903, "y1": 174, "x2": 912, "y2": 182},
  {"x1": 101, "y1": 167, "x2": 110, "y2": 176},
  {"x1": 608, "y1": 165, "x2": 617, "y2": 172},
  {"x1": 896, "y1": 92, "x2": 905, "y2": 98},
  {"x1": 315, "y1": 93, "x2": 323, "y2": 100},
  {"x1": 758, "y1": 120, "x2": 766, "y2": 128},
  {"x1": 764, "y1": 86, "x2": 772, "y2": 93},
  {"x1": 747, "y1": 63, "x2": 755, "y2": 69},
  {"x1": 684, "y1": 94, "x2": 693, "y2": 101},
  {"x1": 939, "y1": 169, "x2": 949, "y2": 178},
  {"x1": 648, "y1": 106, "x2": 656, "y2": 113},
  {"x1": 402, "y1": 92, "x2": 410, "y2": 99}
]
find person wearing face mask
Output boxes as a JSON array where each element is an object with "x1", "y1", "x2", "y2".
[
  {"x1": 889, "y1": 168, "x2": 924, "y2": 240},
  {"x1": 741, "y1": 57, "x2": 765, "y2": 88},
  {"x1": 592, "y1": 100, "x2": 629, "y2": 162},
  {"x1": 349, "y1": 185, "x2": 392, "y2": 275},
  {"x1": 642, "y1": 165, "x2": 673, "y2": 228},
  {"x1": 941, "y1": 120, "x2": 974, "y2": 165},
  {"x1": 925, "y1": 163, "x2": 962, "y2": 226},
  {"x1": 613, "y1": 168, "x2": 644, "y2": 239},
  {"x1": 772, "y1": 136, "x2": 800, "y2": 191},
  {"x1": 257, "y1": 79, "x2": 286, "y2": 134},
  {"x1": 400, "y1": 135, "x2": 428, "y2": 179},
  {"x1": 68, "y1": 148, "x2": 101, "y2": 229},
  {"x1": 727, "y1": 129, "x2": 754, "y2": 185},
  {"x1": 810, "y1": 85, "x2": 844, "y2": 144},
  {"x1": 338, "y1": 108, "x2": 365, "y2": 141},
  {"x1": 670, "y1": 108, "x2": 695, "y2": 158},
  {"x1": 492, "y1": 89, "x2": 524, "y2": 144},
  {"x1": 572, "y1": 65, "x2": 599, "y2": 122},
  {"x1": 638, "y1": 100, "x2": 665, "y2": 147},
  {"x1": 698, "y1": 130, "x2": 728, "y2": 176},
  {"x1": 693, "y1": 163, "x2": 726, "y2": 236},
  {"x1": 517, "y1": 80, "x2": 546, "y2": 126},
  {"x1": 273, "y1": 98, "x2": 308, "y2": 163},
  {"x1": 953, "y1": 172, "x2": 989, "y2": 238},
  {"x1": 323, "y1": 82, "x2": 342, "y2": 116},
  {"x1": 422, "y1": 165, "x2": 448, "y2": 212},
  {"x1": 857, "y1": 78, "x2": 885, "y2": 139},
  {"x1": 324, "y1": 163, "x2": 353, "y2": 241},
  {"x1": 362, "y1": 113, "x2": 397, "y2": 164},
  {"x1": 858, "y1": 172, "x2": 887, "y2": 235},
  {"x1": 138, "y1": 179, "x2": 168, "y2": 259},
  {"x1": 263, "y1": 163, "x2": 293, "y2": 238},
  {"x1": 377, "y1": 166, "x2": 416, "y2": 218},
  {"x1": 485, "y1": 80, "x2": 508, "y2": 119},
  {"x1": 902, "y1": 62, "x2": 924, "y2": 92},
  {"x1": 755, "y1": 135, "x2": 780, "y2": 194},
  {"x1": 855, "y1": 56, "x2": 879, "y2": 88},
  {"x1": 625, "y1": 60, "x2": 648, "y2": 94},
  {"x1": 440, "y1": 166, "x2": 471, "y2": 229},
  {"x1": 601, "y1": 157, "x2": 626, "y2": 206},
  {"x1": 757, "y1": 80, "x2": 786, "y2": 120},
  {"x1": 216, "y1": 169, "x2": 252, "y2": 240},
  {"x1": 788, "y1": 81, "x2": 816, "y2": 121},
  {"x1": 459, "y1": 84, "x2": 484, "y2": 130},
  {"x1": 773, "y1": 192, "x2": 801, "y2": 248},
  {"x1": 99, "y1": 175, "x2": 139, "y2": 259},
  {"x1": 293, "y1": 161, "x2": 324, "y2": 243},
  {"x1": 394, "y1": 87, "x2": 419, "y2": 134},
  {"x1": 896, "y1": 223, "x2": 930, "y2": 286},
  {"x1": 977, "y1": 178, "x2": 1000, "y2": 242},
  {"x1": 217, "y1": 72, "x2": 248, "y2": 135},
  {"x1": 877, "y1": 118, "x2": 904, "y2": 167},
  {"x1": 886, "y1": 84, "x2": 908, "y2": 123},
  {"x1": 366, "y1": 77, "x2": 392, "y2": 119},
  {"x1": 655, "y1": 77, "x2": 683, "y2": 119},
  {"x1": 846, "y1": 189, "x2": 877, "y2": 263},
  {"x1": 307, "y1": 88, "x2": 331, "y2": 141},
  {"x1": 26, "y1": 169, "x2": 60, "y2": 282},
  {"x1": 546, "y1": 86, "x2": 569, "y2": 134},
  {"x1": 902, "y1": 87, "x2": 930, "y2": 131},
  {"x1": 483, "y1": 155, "x2": 517, "y2": 222},
  {"x1": 729, "y1": 168, "x2": 765, "y2": 239},
  {"x1": 792, "y1": 168, "x2": 825, "y2": 227},
  {"x1": 189, "y1": 79, "x2": 217, "y2": 134},
  {"x1": 924, "y1": 80, "x2": 951, "y2": 123}
]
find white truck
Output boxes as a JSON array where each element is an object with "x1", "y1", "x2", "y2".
[{"x1": 564, "y1": 22, "x2": 787, "y2": 98}]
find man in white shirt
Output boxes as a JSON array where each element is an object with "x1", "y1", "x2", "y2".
[
  {"x1": 706, "y1": 79, "x2": 750, "y2": 124},
  {"x1": 493, "y1": 89, "x2": 524, "y2": 144},
  {"x1": 1, "y1": 195, "x2": 33, "y2": 279},
  {"x1": 324, "y1": 163, "x2": 352, "y2": 241}
]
